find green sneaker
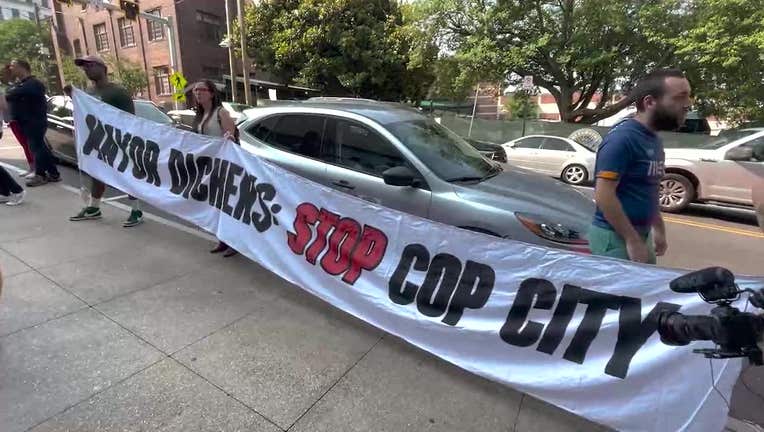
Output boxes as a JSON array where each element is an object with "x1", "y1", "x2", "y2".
[
  {"x1": 123, "y1": 210, "x2": 143, "y2": 228},
  {"x1": 70, "y1": 207, "x2": 102, "y2": 221}
]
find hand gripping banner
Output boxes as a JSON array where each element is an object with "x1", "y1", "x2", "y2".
[{"x1": 73, "y1": 89, "x2": 764, "y2": 432}]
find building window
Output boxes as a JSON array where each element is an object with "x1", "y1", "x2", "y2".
[
  {"x1": 118, "y1": 18, "x2": 135, "y2": 47},
  {"x1": 73, "y1": 39, "x2": 82, "y2": 57},
  {"x1": 11, "y1": 9, "x2": 20, "y2": 18},
  {"x1": 196, "y1": 11, "x2": 222, "y2": 43},
  {"x1": 153, "y1": 67, "x2": 172, "y2": 95},
  {"x1": 41, "y1": 0, "x2": 50, "y2": 8},
  {"x1": 94, "y1": 23, "x2": 109, "y2": 52},
  {"x1": 146, "y1": 9, "x2": 164, "y2": 41}
]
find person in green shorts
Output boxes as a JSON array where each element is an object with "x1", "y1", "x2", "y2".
[
  {"x1": 591, "y1": 69, "x2": 692, "y2": 264},
  {"x1": 68, "y1": 55, "x2": 144, "y2": 227}
]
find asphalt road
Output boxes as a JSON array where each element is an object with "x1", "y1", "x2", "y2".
[{"x1": 2, "y1": 131, "x2": 764, "y2": 427}]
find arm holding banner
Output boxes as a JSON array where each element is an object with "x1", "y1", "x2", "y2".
[{"x1": 218, "y1": 108, "x2": 238, "y2": 143}]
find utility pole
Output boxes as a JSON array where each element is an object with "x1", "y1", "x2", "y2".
[
  {"x1": 224, "y1": 0, "x2": 238, "y2": 103},
  {"x1": 49, "y1": 15, "x2": 66, "y2": 89},
  {"x1": 237, "y1": 0, "x2": 253, "y2": 105}
]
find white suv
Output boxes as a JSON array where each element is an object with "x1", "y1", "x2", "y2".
[{"x1": 661, "y1": 129, "x2": 764, "y2": 214}]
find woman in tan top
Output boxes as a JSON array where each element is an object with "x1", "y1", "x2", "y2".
[{"x1": 191, "y1": 80, "x2": 238, "y2": 257}]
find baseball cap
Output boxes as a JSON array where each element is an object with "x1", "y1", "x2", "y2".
[{"x1": 74, "y1": 55, "x2": 107, "y2": 68}]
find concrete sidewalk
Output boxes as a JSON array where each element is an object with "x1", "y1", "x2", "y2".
[{"x1": 0, "y1": 180, "x2": 619, "y2": 432}]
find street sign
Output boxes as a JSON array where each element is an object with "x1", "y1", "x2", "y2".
[
  {"x1": 172, "y1": 92, "x2": 186, "y2": 103},
  {"x1": 522, "y1": 75, "x2": 534, "y2": 90},
  {"x1": 169, "y1": 71, "x2": 187, "y2": 92}
]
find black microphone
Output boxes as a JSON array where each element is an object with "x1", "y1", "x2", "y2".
[{"x1": 670, "y1": 267, "x2": 738, "y2": 302}]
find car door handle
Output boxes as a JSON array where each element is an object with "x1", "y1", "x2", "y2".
[
  {"x1": 701, "y1": 158, "x2": 718, "y2": 162},
  {"x1": 332, "y1": 180, "x2": 355, "y2": 190}
]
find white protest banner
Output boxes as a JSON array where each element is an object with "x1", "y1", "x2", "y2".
[{"x1": 73, "y1": 89, "x2": 764, "y2": 432}]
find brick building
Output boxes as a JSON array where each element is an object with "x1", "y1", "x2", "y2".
[
  {"x1": 0, "y1": 0, "x2": 53, "y2": 22},
  {"x1": 52, "y1": 0, "x2": 232, "y2": 108}
]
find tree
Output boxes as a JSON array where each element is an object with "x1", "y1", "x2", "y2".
[
  {"x1": 105, "y1": 56, "x2": 148, "y2": 97},
  {"x1": 62, "y1": 55, "x2": 148, "y2": 97},
  {"x1": 61, "y1": 55, "x2": 89, "y2": 89},
  {"x1": 426, "y1": 56, "x2": 476, "y2": 101},
  {"x1": 0, "y1": 19, "x2": 57, "y2": 90},
  {"x1": 505, "y1": 90, "x2": 538, "y2": 120},
  {"x1": 416, "y1": 0, "x2": 673, "y2": 123},
  {"x1": 641, "y1": 0, "x2": 764, "y2": 123},
  {"x1": 241, "y1": 0, "x2": 437, "y2": 101}
]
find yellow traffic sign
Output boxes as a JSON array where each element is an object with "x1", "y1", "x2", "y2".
[
  {"x1": 169, "y1": 71, "x2": 187, "y2": 91},
  {"x1": 172, "y1": 92, "x2": 186, "y2": 102}
]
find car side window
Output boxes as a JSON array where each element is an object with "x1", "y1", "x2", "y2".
[
  {"x1": 248, "y1": 114, "x2": 327, "y2": 160},
  {"x1": 330, "y1": 119, "x2": 406, "y2": 177},
  {"x1": 48, "y1": 96, "x2": 73, "y2": 118},
  {"x1": 515, "y1": 137, "x2": 543, "y2": 149},
  {"x1": 541, "y1": 138, "x2": 574, "y2": 152},
  {"x1": 741, "y1": 137, "x2": 764, "y2": 162},
  {"x1": 247, "y1": 116, "x2": 279, "y2": 141}
]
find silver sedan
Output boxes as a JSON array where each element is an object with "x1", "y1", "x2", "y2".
[
  {"x1": 502, "y1": 135, "x2": 596, "y2": 185},
  {"x1": 237, "y1": 101, "x2": 595, "y2": 252}
]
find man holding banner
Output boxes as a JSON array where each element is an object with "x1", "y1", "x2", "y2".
[
  {"x1": 68, "y1": 55, "x2": 144, "y2": 227},
  {"x1": 590, "y1": 69, "x2": 691, "y2": 264}
]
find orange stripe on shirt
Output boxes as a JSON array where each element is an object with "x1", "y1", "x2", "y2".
[{"x1": 597, "y1": 171, "x2": 620, "y2": 180}]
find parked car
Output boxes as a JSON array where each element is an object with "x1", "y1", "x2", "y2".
[
  {"x1": 661, "y1": 129, "x2": 764, "y2": 213},
  {"x1": 463, "y1": 137, "x2": 508, "y2": 163},
  {"x1": 725, "y1": 140, "x2": 764, "y2": 232},
  {"x1": 599, "y1": 107, "x2": 711, "y2": 134},
  {"x1": 238, "y1": 101, "x2": 595, "y2": 252},
  {"x1": 45, "y1": 96, "x2": 190, "y2": 164},
  {"x1": 167, "y1": 101, "x2": 253, "y2": 128},
  {"x1": 500, "y1": 135, "x2": 596, "y2": 185}
]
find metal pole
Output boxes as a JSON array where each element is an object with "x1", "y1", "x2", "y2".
[
  {"x1": 224, "y1": 0, "x2": 238, "y2": 103},
  {"x1": 49, "y1": 17, "x2": 66, "y2": 89},
  {"x1": 166, "y1": 15, "x2": 179, "y2": 110},
  {"x1": 237, "y1": 0, "x2": 252, "y2": 105},
  {"x1": 468, "y1": 85, "x2": 479, "y2": 138}
]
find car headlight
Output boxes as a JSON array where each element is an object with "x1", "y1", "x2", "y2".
[{"x1": 515, "y1": 212, "x2": 588, "y2": 245}]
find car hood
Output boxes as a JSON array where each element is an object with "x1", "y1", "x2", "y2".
[{"x1": 452, "y1": 167, "x2": 595, "y2": 224}]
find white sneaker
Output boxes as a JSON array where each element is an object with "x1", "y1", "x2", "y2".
[
  {"x1": 24, "y1": 172, "x2": 36, "y2": 179},
  {"x1": 6, "y1": 190, "x2": 26, "y2": 206},
  {"x1": 0, "y1": 195, "x2": 9, "y2": 203}
]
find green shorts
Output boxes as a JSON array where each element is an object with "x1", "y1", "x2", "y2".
[{"x1": 588, "y1": 225, "x2": 656, "y2": 264}]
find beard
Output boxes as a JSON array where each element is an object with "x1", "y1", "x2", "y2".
[{"x1": 651, "y1": 105, "x2": 684, "y2": 131}]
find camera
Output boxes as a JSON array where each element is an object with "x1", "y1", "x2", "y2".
[{"x1": 657, "y1": 267, "x2": 764, "y2": 365}]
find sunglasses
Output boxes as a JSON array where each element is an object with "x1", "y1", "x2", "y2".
[{"x1": 193, "y1": 88, "x2": 212, "y2": 93}]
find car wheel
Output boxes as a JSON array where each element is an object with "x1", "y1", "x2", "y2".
[
  {"x1": 660, "y1": 174, "x2": 695, "y2": 212},
  {"x1": 561, "y1": 164, "x2": 588, "y2": 185}
]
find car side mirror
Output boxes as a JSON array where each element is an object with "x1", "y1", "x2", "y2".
[
  {"x1": 383, "y1": 166, "x2": 417, "y2": 187},
  {"x1": 725, "y1": 146, "x2": 754, "y2": 161}
]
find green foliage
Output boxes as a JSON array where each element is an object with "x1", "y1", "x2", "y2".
[
  {"x1": 416, "y1": 0, "x2": 670, "y2": 123},
  {"x1": 61, "y1": 55, "x2": 88, "y2": 90},
  {"x1": 426, "y1": 56, "x2": 475, "y2": 101},
  {"x1": 241, "y1": 0, "x2": 437, "y2": 101},
  {"x1": 62, "y1": 55, "x2": 148, "y2": 97},
  {"x1": 641, "y1": 0, "x2": 764, "y2": 124},
  {"x1": 106, "y1": 56, "x2": 148, "y2": 97},
  {"x1": 0, "y1": 19, "x2": 57, "y2": 90},
  {"x1": 505, "y1": 91, "x2": 538, "y2": 120},
  {"x1": 419, "y1": 0, "x2": 764, "y2": 123}
]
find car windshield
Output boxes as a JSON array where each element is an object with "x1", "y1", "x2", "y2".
[
  {"x1": 386, "y1": 119, "x2": 494, "y2": 181},
  {"x1": 134, "y1": 102, "x2": 173, "y2": 125},
  {"x1": 701, "y1": 130, "x2": 758, "y2": 149}
]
